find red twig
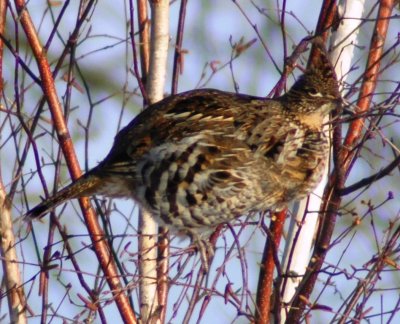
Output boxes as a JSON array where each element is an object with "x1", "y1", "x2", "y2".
[
  {"x1": 171, "y1": 0, "x2": 188, "y2": 94},
  {"x1": 314, "y1": 0, "x2": 337, "y2": 43},
  {"x1": 6, "y1": 0, "x2": 97, "y2": 202},
  {"x1": 14, "y1": 0, "x2": 137, "y2": 322},
  {"x1": 0, "y1": 0, "x2": 6, "y2": 87},
  {"x1": 255, "y1": 211, "x2": 286, "y2": 323},
  {"x1": 340, "y1": 3, "x2": 393, "y2": 171},
  {"x1": 137, "y1": 0, "x2": 150, "y2": 86},
  {"x1": 156, "y1": 228, "x2": 169, "y2": 323},
  {"x1": 129, "y1": 0, "x2": 148, "y2": 103}
]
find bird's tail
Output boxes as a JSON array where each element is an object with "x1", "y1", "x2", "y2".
[{"x1": 25, "y1": 173, "x2": 103, "y2": 219}]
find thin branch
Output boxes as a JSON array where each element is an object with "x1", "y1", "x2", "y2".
[
  {"x1": 338, "y1": 152, "x2": 400, "y2": 196},
  {"x1": 13, "y1": 0, "x2": 137, "y2": 321},
  {"x1": 129, "y1": 0, "x2": 148, "y2": 103},
  {"x1": 8, "y1": 0, "x2": 98, "y2": 201},
  {"x1": 338, "y1": 220, "x2": 400, "y2": 323},
  {"x1": 0, "y1": 33, "x2": 41, "y2": 85},
  {"x1": 171, "y1": 0, "x2": 188, "y2": 94},
  {"x1": 156, "y1": 228, "x2": 169, "y2": 323},
  {"x1": 137, "y1": 0, "x2": 150, "y2": 85}
]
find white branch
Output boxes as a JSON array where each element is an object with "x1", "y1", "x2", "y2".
[
  {"x1": 146, "y1": 1, "x2": 170, "y2": 102},
  {"x1": 0, "y1": 182, "x2": 27, "y2": 324},
  {"x1": 280, "y1": 1, "x2": 366, "y2": 321},
  {"x1": 138, "y1": 0, "x2": 169, "y2": 322}
]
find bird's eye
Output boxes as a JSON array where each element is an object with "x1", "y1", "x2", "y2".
[{"x1": 308, "y1": 88, "x2": 323, "y2": 97}]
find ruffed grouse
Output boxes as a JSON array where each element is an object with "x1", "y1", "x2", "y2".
[{"x1": 26, "y1": 38, "x2": 340, "y2": 254}]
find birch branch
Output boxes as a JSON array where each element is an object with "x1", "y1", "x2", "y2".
[
  {"x1": 138, "y1": 0, "x2": 169, "y2": 322},
  {"x1": 280, "y1": 0, "x2": 365, "y2": 321},
  {"x1": 0, "y1": 181, "x2": 27, "y2": 324}
]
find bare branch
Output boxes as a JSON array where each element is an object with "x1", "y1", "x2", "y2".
[
  {"x1": 138, "y1": 1, "x2": 170, "y2": 322},
  {"x1": 13, "y1": 0, "x2": 137, "y2": 321},
  {"x1": 0, "y1": 181, "x2": 27, "y2": 324}
]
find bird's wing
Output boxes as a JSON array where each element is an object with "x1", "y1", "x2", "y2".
[{"x1": 97, "y1": 89, "x2": 281, "y2": 175}]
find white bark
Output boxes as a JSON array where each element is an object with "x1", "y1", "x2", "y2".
[
  {"x1": 0, "y1": 182, "x2": 27, "y2": 324},
  {"x1": 146, "y1": 1, "x2": 170, "y2": 102},
  {"x1": 138, "y1": 0, "x2": 169, "y2": 322},
  {"x1": 280, "y1": 1, "x2": 366, "y2": 321}
]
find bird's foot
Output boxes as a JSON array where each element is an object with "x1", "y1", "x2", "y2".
[{"x1": 188, "y1": 233, "x2": 215, "y2": 273}]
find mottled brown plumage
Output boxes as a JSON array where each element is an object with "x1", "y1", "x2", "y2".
[{"x1": 26, "y1": 38, "x2": 340, "y2": 253}]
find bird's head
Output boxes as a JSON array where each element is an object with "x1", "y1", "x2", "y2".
[
  {"x1": 283, "y1": 37, "x2": 341, "y2": 122},
  {"x1": 285, "y1": 68, "x2": 341, "y2": 115}
]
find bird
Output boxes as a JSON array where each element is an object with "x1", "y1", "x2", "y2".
[{"x1": 26, "y1": 37, "x2": 340, "y2": 265}]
